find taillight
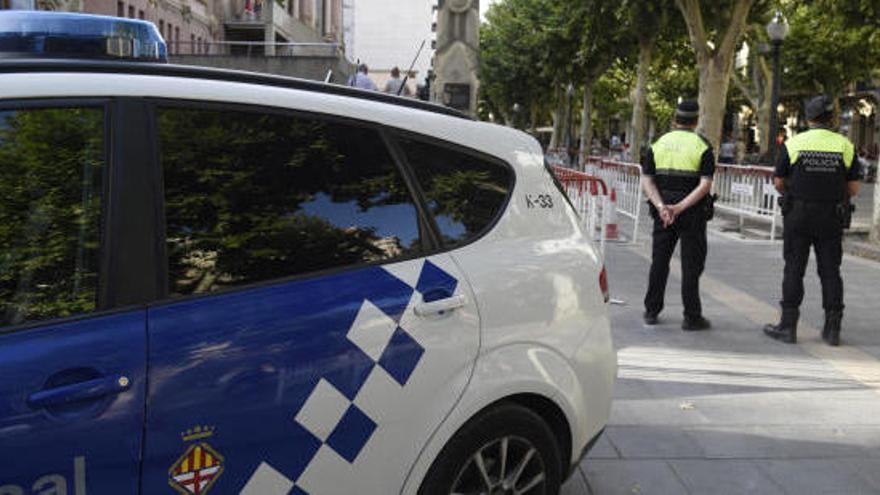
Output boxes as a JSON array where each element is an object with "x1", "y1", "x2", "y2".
[{"x1": 599, "y1": 266, "x2": 610, "y2": 303}]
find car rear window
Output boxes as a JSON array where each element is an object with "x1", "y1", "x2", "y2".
[{"x1": 397, "y1": 137, "x2": 512, "y2": 246}]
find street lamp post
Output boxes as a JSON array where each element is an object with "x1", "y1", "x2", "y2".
[{"x1": 766, "y1": 11, "x2": 789, "y2": 165}]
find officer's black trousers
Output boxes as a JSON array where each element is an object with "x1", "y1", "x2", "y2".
[
  {"x1": 781, "y1": 202, "x2": 844, "y2": 312},
  {"x1": 645, "y1": 211, "x2": 707, "y2": 318}
]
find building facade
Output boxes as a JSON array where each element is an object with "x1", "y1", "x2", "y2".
[{"x1": 2, "y1": 0, "x2": 344, "y2": 55}]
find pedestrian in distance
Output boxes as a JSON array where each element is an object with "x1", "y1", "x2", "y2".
[
  {"x1": 383, "y1": 66, "x2": 412, "y2": 96},
  {"x1": 350, "y1": 63, "x2": 378, "y2": 91},
  {"x1": 763, "y1": 95, "x2": 861, "y2": 346},
  {"x1": 640, "y1": 99, "x2": 715, "y2": 331}
]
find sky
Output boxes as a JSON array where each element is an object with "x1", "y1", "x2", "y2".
[{"x1": 480, "y1": 0, "x2": 497, "y2": 21}]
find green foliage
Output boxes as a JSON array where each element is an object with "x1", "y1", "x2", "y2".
[
  {"x1": 648, "y1": 35, "x2": 699, "y2": 130},
  {"x1": 480, "y1": 0, "x2": 554, "y2": 123},
  {"x1": 592, "y1": 60, "x2": 636, "y2": 132},
  {"x1": 813, "y1": 0, "x2": 880, "y2": 25},
  {"x1": 626, "y1": 0, "x2": 672, "y2": 43},
  {"x1": 567, "y1": 0, "x2": 632, "y2": 81},
  {"x1": 480, "y1": 0, "x2": 879, "y2": 140},
  {"x1": 780, "y1": 1, "x2": 880, "y2": 99},
  {"x1": 0, "y1": 108, "x2": 103, "y2": 326},
  {"x1": 480, "y1": 0, "x2": 631, "y2": 127}
]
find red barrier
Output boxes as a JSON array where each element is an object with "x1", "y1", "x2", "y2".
[{"x1": 550, "y1": 165, "x2": 610, "y2": 254}]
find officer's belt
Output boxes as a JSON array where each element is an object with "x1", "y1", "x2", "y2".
[
  {"x1": 791, "y1": 198, "x2": 842, "y2": 206},
  {"x1": 654, "y1": 169, "x2": 701, "y2": 177}
]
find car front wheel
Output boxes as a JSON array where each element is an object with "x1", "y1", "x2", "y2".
[{"x1": 419, "y1": 402, "x2": 562, "y2": 495}]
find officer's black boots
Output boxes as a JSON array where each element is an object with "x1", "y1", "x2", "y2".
[
  {"x1": 822, "y1": 311, "x2": 843, "y2": 346},
  {"x1": 643, "y1": 311, "x2": 659, "y2": 325},
  {"x1": 764, "y1": 309, "x2": 799, "y2": 344},
  {"x1": 682, "y1": 316, "x2": 711, "y2": 331}
]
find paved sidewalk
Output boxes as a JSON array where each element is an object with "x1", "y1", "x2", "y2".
[{"x1": 562, "y1": 216, "x2": 880, "y2": 495}]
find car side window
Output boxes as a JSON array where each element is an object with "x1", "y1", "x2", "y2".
[
  {"x1": 158, "y1": 106, "x2": 425, "y2": 296},
  {"x1": 397, "y1": 137, "x2": 512, "y2": 246},
  {"x1": 0, "y1": 106, "x2": 105, "y2": 328}
]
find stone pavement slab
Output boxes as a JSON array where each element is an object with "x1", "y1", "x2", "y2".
[
  {"x1": 850, "y1": 458, "x2": 880, "y2": 491},
  {"x1": 580, "y1": 460, "x2": 688, "y2": 495},
  {"x1": 604, "y1": 425, "x2": 704, "y2": 459},
  {"x1": 668, "y1": 460, "x2": 785, "y2": 495},
  {"x1": 561, "y1": 214, "x2": 880, "y2": 494},
  {"x1": 757, "y1": 459, "x2": 880, "y2": 494},
  {"x1": 683, "y1": 424, "x2": 880, "y2": 459}
]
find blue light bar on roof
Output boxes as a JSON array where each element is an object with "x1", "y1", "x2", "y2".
[{"x1": 0, "y1": 10, "x2": 166, "y2": 62}]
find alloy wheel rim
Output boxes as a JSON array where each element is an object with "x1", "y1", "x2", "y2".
[{"x1": 450, "y1": 435, "x2": 547, "y2": 495}]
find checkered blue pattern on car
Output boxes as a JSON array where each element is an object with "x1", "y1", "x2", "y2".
[{"x1": 240, "y1": 259, "x2": 458, "y2": 494}]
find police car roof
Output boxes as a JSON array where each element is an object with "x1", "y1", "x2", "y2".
[{"x1": 0, "y1": 58, "x2": 472, "y2": 120}]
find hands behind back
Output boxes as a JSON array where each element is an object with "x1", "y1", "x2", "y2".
[
  {"x1": 660, "y1": 205, "x2": 675, "y2": 228},
  {"x1": 661, "y1": 203, "x2": 686, "y2": 228}
]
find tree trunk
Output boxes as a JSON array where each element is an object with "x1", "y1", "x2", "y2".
[
  {"x1": 677, "y1": 0, "x2": 754, "y2": 157},
  {"x1": 697, "y1": 55, "x2": 734, "y2": 156},
  {"x1": 529, "y1": 103, "x2": 539, "y2": 134},
  {"x1": 629, "y1": 36, "x2": 654, "y2": 163},
  {"x1": 872, "y1": 161, "x2": 880, "y2": 244},
  {"x1": 549, "y1": 86, "x2": 563, "y2": 150},
  {"x1": 579, "y1": 82, "x2": 594, "y2": 162}
]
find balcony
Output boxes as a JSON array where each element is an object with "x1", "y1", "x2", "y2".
[{"x1": 173, "y1": 40, "x2": 342, "y2": 58}]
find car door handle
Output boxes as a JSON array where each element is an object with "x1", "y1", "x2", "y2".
[
  {"x1": 414, "y1": 294, "x2": 467, "y2": 317},
  {"x1": 27, "y1": 374, "x2": 131, "y2": 409}
]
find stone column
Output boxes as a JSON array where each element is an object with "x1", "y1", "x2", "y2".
[{"x1": 432, "y1": 0, "x2": 479, "y2": 116}]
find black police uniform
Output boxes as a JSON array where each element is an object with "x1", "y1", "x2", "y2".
[
  {"x1": 766, "y1": 124, "x2": 859, "y2": 345},
  {"x1": 641, "y1": 130, "x2": 715, "y2": 326}
]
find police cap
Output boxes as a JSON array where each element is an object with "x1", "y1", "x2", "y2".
[
  {"x1": 805, "y1": 95, "x2": 834, "y2": 122},
  {"x1": 674, "y1": 100, "x2": 699, "y2": 124}
]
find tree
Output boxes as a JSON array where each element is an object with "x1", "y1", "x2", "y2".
[
  {"x1": 592, "y1": 60, "x2": 636, "y2": 142},
  {"x1": 566, "y1": 0, "x2": 631, "y2": 157},
  {"x1": 675, "y1": 0, "x2": 767, "y2": 152},
  {"x1": 781, "y1": 2, "x2": 879, "y2": 104},
  {"x1": 626, "y1": 0, "x2": 677, "y2": 159},
  {"x1": 646, "y1": 34, "x2": 700, "y2": 134},
  {"x1": 731, "y1": 23, "x2": 773, "y2": 156},
  {"x1": 480, "y1": 0, "x2": 554, "y2": 130},
  {"x1": 730, "y1": 1, "x2": 880, "y2": 161},
  {"x1": 482, "y1": 0, "x2": 630, "y2": 151}
]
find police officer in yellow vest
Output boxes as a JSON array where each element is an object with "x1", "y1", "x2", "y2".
[
  {"x1": 641, "y1": 100, "x2": 714, "y2": 330},
  {"x1": 764, "y1": 95, "x2": 861, "y2": 346}
]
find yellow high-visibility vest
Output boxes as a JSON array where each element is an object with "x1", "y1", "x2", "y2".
[{"x1": 651, "y1": 130, "x2": 709, "y2": 175}]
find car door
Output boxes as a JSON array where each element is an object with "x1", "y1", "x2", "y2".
[
  {"x1": 0, "y1": 103, "x2": 148, "y2": 494},
  {"x1": 140, "y1": 102, "x2": 480, "y2": 494},
  {"x1": 0, "y1": 313, "x2": 147, "y2": 494}
]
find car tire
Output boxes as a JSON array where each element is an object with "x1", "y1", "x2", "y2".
[{"x1": 418, "y1": 402, "x2": 562, "y2": 495}]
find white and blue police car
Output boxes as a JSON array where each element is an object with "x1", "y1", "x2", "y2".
[{"x1": 0, "y1": 11, "x2": 615, "y2": 495}]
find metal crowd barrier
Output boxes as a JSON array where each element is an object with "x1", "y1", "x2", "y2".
[
  {"x1": 551, "y1": 166, "x2": 609, "y2": 255},
  {"x1": 712, "y1": 164, "x2": 780, "y2": 240},
  {"x1": 586, "y1": 158, "x2": 644, "y2": 243},
  {"x1": 545, "y1": 148, "x2": 572, "y2": 168},
  {"x1": 583, "y1": 156, "x2": 782, "y2": 242}
]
